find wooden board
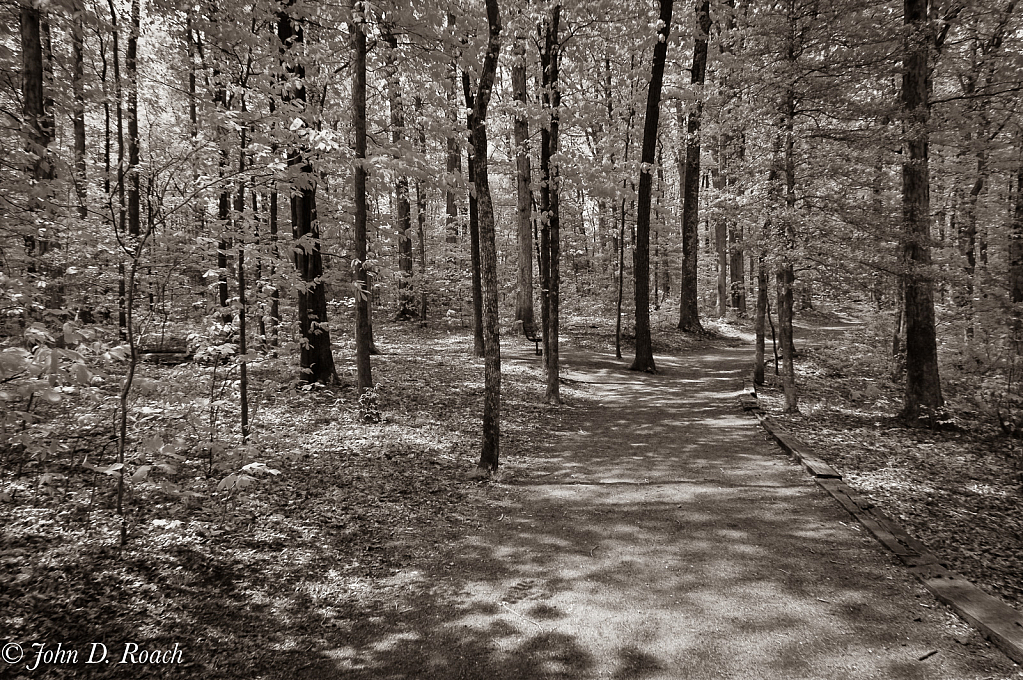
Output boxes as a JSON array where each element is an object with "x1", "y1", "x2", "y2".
[
  {"x1": 748, "y1": 408, "x2": 1023, "y2": 665},
  {"x1": 759, "y1": 417, "x2": 842, "y2": 479}
]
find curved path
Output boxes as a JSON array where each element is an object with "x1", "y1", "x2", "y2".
[{"x1": 320, "y1": 342, "x2": 1021, "y2": 679}]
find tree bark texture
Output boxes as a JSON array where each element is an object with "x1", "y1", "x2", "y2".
[
  {"x1": 901, "y1": 0, "x2": 943, "y2": 422},
  {"x1": 754, "y1": 256, "x2": 768, "y2": 385},
  {"x1": 352, "y1": 0, "x2": 373, "y2": 393},
  {"x1": 445, "y1": 13, "x2": 460, "y2": 245},
  {"x1": 126, "y1": 0, "x2": 140, "y2": 238},
  {"x1": 20, "y1": 0, "x2": 52, "y2": 265},
  {"x1": 779, "y1": 76, "x2": 797, "y2": 413},
  {"x1": 632, "y1": 0, "x2": 675, "y2": 372},
  {"x1": 512, "y1": 38, "x2": 536, "y2": 337},
  {"x1": 72, "y1": 0, "x2": 87, "y2": 217},
  {"x1": 280, "y1": 5, "x2": 337, "y2": 384},
  {"x1": 471, "y1": 0, "x2": 503, "y2": 473},
  {"x1": 382, "y1": 23, "x2": 416, "y2": 320},
  {"x1": 540, "y1": 7, "x2": 561, "y2": 403},
  {"x1": 677, "y1": 0, "x2": 710, "y2": 333},
  {"x1": 1012, "y1": 142, "x2": 1023, "y2": 309},
  {"x1": 20, "y1": 5, "x2": 49, "y2": 178},
  {"x1": 414, "y1": 95, "x2": 429, "y2": 322},
  {"x1": 463, "y1": 74, "x2": 485, "y2": 358}
]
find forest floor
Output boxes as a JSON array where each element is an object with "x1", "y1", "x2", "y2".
[
  {"x1": 755, "y1": 302, "x2": 1023, "y2": 613},
  {"x1": 1, "y1": 310, "x2": 1022, "y2": 678}
]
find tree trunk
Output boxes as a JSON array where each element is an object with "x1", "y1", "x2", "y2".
[
  {"x1": 381, "y1": 23, "x2": 416, "y2": 320},
  {"x1": 72, "y1": 0, "x2": 87, "y2": 218},
  {"x1": 512, "y1": 38, "x2": 536, "y2": 337},
  {"x1": 470, "y1": 0, "x2": 503, "y2": 474},
  {"x1": 269, "y1": 188, "x2": 280, "y2": 345},
  {"x1": 463, "y1": 74, "x2": 485, "y2": 358},
  {"x1": 901, "y1": 0, "x2": 943, "y2": 423},
  {"x1": 729, "y1": 222, "x2": 746, "y2": 313},
  {"x1": 280, "y1": 4, "x2": 337, "y2": 384},
  {"x1": 445, "y1": 13, "x2": 460, "y2": 246},
  {"x1": 21, "y1": 3, "x2": 52, "y2": 218},
  {"x1": 616, "y1": 196, "x2": 626, "y2": 359},
  {"x1": 352, "y1": 0, "x2": 373, "y2": 394},
  {"x1": 235, "y1": 133, "x2": 249, "y2": 441},
  {"x1": 126, "y1": 0, "x2": 140, "y2": 239},
  {"x1": 677, "y1": 0, "x2": 711, "y2": 333},
  {"x1": 715, "y1": 216, "x2": 727, "y2": 318},
  {"x1": 754, "y1": 256, "x2": 768, "y2": 385},
  {"x1": 414, "y1": 95, "x2": 428, "y2": 322},
  {"x1": 217, "y1": 135, "x2": 231, "y2": 322},
  {"x1": 106, "y1": 0, "x2": 127, "y2": 337},
  {"x1": 961, "y1": 148, "x2": 988, "y2": 340},
  {"x1": 779, "y1": 65, "x2": 797, "y2": 413},
  {"x1": 777, "y1": 264, "x2": 797, "y2": 410},
  {"x1": 631, "y1": 0, "x2": 675, "y2": 372},
  {"x1": 1010, "y1": 136, "x2": 1023, "y2": 348},
  {"x1": 539, "y1": 8, "x2": 561, "y2": 403}
]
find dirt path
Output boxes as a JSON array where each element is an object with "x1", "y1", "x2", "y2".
[{"x1": 314, "y1": 341, "x2": 1021, "y2": 679}]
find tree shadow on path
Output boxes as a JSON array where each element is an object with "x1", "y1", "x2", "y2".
[{"x1": 295, "y1": 343, "x2": 1020, "y2": 680}]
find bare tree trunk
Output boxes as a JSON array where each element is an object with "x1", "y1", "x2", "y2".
[
  {"x1": 352, "y1": 0, "x2": 373, "y2": 394},
  {"x1": 677, "y1": 0, "x2": 711, "y2": 333},
  {"x1": 269, "y1": 188, "x2": 280, "y2": 344},
  {"x1": 236, "y1": 130, "x2": 249, "y2": 440},
  {"x1": 779, "y1": 64, "x2": 798, "y2": 413},
  {"x1": 715, "y1": 217, "x2": 727, "y2": 318},
  {"x1": 631, "y1": 0, "x2": 675, "y2": 372},
  {"x1": 20, "y1": 0, "x2": 52, "y2": 264},
  {"x1": 729, "y1": 222, "x2": 746, "y2": 313},
  {"x1": 106, "y1": 0, "x2": 127, "y2": 338},
  {"x1": 616, "y1": 195, "x2": 627, "y2": 359},
  {"x1": 381, "y1": 22, "x2": 415, "y2": 320},
  {"x1": 512, "y1": 38, "x2": 536, "y2": 336},
  {"x1": 463, "y1": 74, "x2": 485, "y2": 358},
  {"x1": 539, "y1": 7, "x2": 561, "y2": 403},
  {"x1": 280, "y1": 2, "x2": 337, "y2": 384},
  {"x1": 469, "y1": 0, "x2": 503, "y2": 474},
  {"x1": 126, "y1": 0, "x2": 140, "y2": 240},
  {"x1": 1010, "y1": 136, "x2": 1023, "y2": 348},
  {"x1": 72, "y1": 0, "x2": 87, "y2": 218},
  {"x1": 445, "y1": 13, "x2": 460, "y2": 246},
  {"x1": 901, "y1": 0, "x2": 943, "y2": 423},
  {"x1": 754, "y1": 256, "x2": 768, "y2": 385},
  {"x1": 414, "y1": 95, "x2": 428, "y2": 322}
]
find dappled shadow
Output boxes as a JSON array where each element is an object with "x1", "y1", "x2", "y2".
[
  {"x1": 280, "y1": 342, "x2": 1016, "y2": 679},
  {"x1": 39, "y1": 341, "x2": 1011, "y2": 678}
]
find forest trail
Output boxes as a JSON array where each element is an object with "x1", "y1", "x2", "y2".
[{"x1": 318, "y1": 339, "x2": 1021, "y2": 680}]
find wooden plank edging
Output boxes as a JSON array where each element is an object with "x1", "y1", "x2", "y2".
[{"x1": 740, "y1": 393, "x2": 1023, "y2": 666}]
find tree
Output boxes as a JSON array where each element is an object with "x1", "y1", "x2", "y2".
[
  {"x1": 278, "y1": 0, "x2": 337, "y2": 384},
  {"x1": 71, "y1": 0, "x2": 87, "y2": 218},
  {"x1": 468, "y1": 0, "x2": 503, "y2": 474},
  {"x1": 444, "y1": 12, "x2": 461, "y2": 246},
  {"x1": 381, "y1": 19, "x2": 416, "y2": 321},
  {"x1": 900, "y1": 0, "x2": 944, "y2": 423},
  {"x1": 463, "y1": 74, "x2": 485, "y2": 358},
  {"x1": 512, "y1": 37, "x2": 536, "y2": 337},
  {"x1": 20, "y1": 0, "x2": 52, "y2": 262},
  {"x1": 538, "y1": 5, "x2": 561, "y2": 403},
  {"x1": 677, "y1": 0, "x2": 710, "y2": 334},
  {"x1": 352, "y1": 0, "x2": 373, "y2": 395},
  {"x1": 632, "y1": 0, "x2": 675, "y2": 373}
]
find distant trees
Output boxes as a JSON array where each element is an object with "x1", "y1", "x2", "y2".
[{"x1": 3, "y1": 0, "x2": 1023, "y2": 445}]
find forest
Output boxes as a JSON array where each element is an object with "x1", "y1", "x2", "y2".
[{"x1": 2, "y1": 0, "x2": 1023, "y2": 675}]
